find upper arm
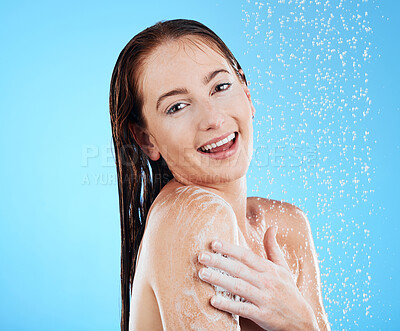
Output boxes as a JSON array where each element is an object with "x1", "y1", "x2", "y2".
[
  {"x1": 146, "y1": 186, "x2": 241, "y2": 331},
  {"x1": 288, "y1": 205, "x2": 331, "y2": 331}
]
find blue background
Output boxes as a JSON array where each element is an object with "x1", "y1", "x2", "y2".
[{"x1": 0, "y1": 0, "x2": 398, "y2": 330}]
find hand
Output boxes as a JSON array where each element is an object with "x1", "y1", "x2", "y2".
[{"x1": 197, "y1": 226, "x2": 319, "y2": 331}]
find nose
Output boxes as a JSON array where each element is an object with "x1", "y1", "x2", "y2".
[{"x1": 198, "y1": 101, "x2": 225, "y2": 131}]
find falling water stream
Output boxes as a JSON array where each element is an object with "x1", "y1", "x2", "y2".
[{"x1": 242, "y1": 0, "x2": 378, "y2": 328}]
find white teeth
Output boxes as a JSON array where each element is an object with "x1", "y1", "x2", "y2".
[{"x1": 200, "y1": 133, "x2": 236, "y2": 152}]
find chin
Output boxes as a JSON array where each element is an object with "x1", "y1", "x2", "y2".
[
  {"x1": 200, "y1": 164, "x2": 249, "y2": 185},
  {"x1": 170, "y1": 146, "x2": 252, "y2": 185}
]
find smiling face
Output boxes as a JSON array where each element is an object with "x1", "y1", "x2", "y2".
[{"x1": 132, "y1": 36, "x2": 255, "y2": 186}]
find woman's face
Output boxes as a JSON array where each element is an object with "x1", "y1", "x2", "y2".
[{"x1": 136, "y1": 37, "x2": 255, "y2": 186}]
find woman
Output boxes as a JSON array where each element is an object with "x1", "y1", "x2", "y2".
[{"x1": 109, "y1": 19, "x2": 330, "y2": 330}]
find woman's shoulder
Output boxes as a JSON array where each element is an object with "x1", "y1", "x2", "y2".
[
  {"x1": 248, "y1": 196, "x2": 304, "y2": 213},
  {"x1": 248, "y1": 196, "x2": 308, "y2": 223},
  {"x1": 148, "y1": 180, "x2": 236, "y2": 227},
  {"x1": 159, "y1": 179, "x2": 231, "y2": 204},
  {"x1": 143, "y1": 179, "x2": 240, "y2": 267},
  {"x1": 141, "y1": 180, "x2": 241, "y2": 330},
  {"x1": 247, "y1": 196, "x2": 312, "y2": 248}
]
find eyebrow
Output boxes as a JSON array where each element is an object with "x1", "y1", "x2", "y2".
[{"x1": 156, "y1": 69, "x2": 231, "y2": 111}]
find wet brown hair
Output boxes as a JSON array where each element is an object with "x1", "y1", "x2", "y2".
[{"x1": 108, "y1": 18, "x2": 247, "y2": 331}]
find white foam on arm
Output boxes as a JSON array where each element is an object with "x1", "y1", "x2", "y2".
[{"x1": 144, "y1": 186, "x2": 242, "y2": 330}]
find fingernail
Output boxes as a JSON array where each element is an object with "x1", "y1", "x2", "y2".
[
  {"x1": 211, "y1": 296, "x2": 220, "y2": 305},
  {"x1": 199, "y1": 253, "x2": 210, "y2": 263},
  {"x1": 212, "y1": 240, "x2": 222, "y2": 250},
  {"x1": 199, "y1": 268, "x2": 211, "y2": 279}
]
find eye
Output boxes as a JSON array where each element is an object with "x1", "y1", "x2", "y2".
[
  {"x1": 166, "y1": 102, "x2": 187, "y2": 115},
  {"x1": 214, "y1": 82, "x2": 232, "y2": 93}
]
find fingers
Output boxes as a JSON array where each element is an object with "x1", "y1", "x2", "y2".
[
  {"x1": 209, "y1": 295, "x2": 260, "y2": 320},
  {"x1": 198, "y1": 252, "x2": 263, "y2": 289},
  {"x1": 198, "y1": 265, "x2": 264, "y2": 307},
  {"x1": 263, "y1": 226, "x2": 290, "y2": 271},
  {"x1": 210, "y1": 240, "x2": 267, "y2": 272}
]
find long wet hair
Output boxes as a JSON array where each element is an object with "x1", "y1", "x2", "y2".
[{"x1": 108, "y1": 18, "x2": 248, "y2": 331}]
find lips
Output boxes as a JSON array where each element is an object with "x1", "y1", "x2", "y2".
[
  {"x1": 197, "y1": 132, "x2": 239, "y2": 160},
  {"x1": 198, "y1": 132, "x2": 237, "y2": 152}
]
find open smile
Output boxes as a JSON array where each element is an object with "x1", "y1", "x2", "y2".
[{"x1": 197, "y1": 132, "x2": 239, "y2": 160}]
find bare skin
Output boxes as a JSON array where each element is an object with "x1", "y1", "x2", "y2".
[
  {"x1": 129, "y1": 180, "x2": 330, "y2": 331},
  {"x1": 127, "y1": 36, "x2": 330, "y2": 330}
]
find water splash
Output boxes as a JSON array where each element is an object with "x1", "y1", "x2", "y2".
[{"x1": 242, "y1": 0, "x2": 378, "y2": 328}]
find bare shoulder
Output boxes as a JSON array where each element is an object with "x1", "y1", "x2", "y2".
[
  {"x1": 143, "y1": 182, "x2": 241, "y2": 330},
  {"x1": 248, "y1": 196, "x2": 312, "y2": 246},
  {"x1": 150, "y1": 182, "x2": 237, "y2": 224},
  {"x1": 249, "y1": 196, "x2": 308, "y2": 220},
  {"x1": 250, "y1": 197, "x2": 330, "y2": 330},
  {"x1": 246, "y1": 197, "x2": 313, "y2": 281},
  {"x1": 146, "y1": 183, "x2": 240, "y2": 248},
  {"x1": 254, "y1": 197, "x2": 316, "y2": 275}
]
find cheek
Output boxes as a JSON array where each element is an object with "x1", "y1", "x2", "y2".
[
  {"x1": 235, "y1": 99, "x2": 252, "y2": 122},
  {"x1": 158, "y1": 133, "x2": 187, "y2": 161},
  {"x1": 229, "y1": 89, "x2": 251, "y2": 113}
]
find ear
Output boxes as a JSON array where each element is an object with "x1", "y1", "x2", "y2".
[
  {"x1": 128, "y1": 122, "x2": 161, "y2": 161},
  {"x1": 238, "y1": 69, "x2": 256, "y2": 119}
]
